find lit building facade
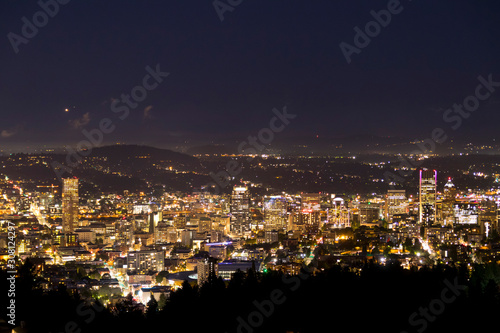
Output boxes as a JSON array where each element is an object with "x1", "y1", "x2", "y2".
[
  {"x1": 62, "y1": 178, "x2": 79, "y2": 233},
  {"x1": 454, "y1": 203, "x2": 478, "y2": 225},
  {"x1": 329, "y1": 196, "x2": 351, "y2": 228},
  {"x1": 197, "y1": 257, "x2": 218, "y2": 285},
  {"x1": 385, "y1": 190, "x2": 407, "y2": 223},
  {"x1": 441, "y1": 178, "x2": 456, "y2": 226},
  {"x1": 419, "y1": 169, "x2": 437, "y2": 225},
  {"x1": 301, "y1": 193, "x2": 321, "y2": 233},
  {"x1": 230, "y1": 186, "x2": 250, "y2": 236},
  {"x1": 263, "y1": 196, "x2": 287, "y2": 231},
  {"x1": 127, "y1": 250, "x2": 165, "y2": 272}
]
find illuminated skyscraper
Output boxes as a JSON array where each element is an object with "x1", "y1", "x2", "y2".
[
  {"x1": 287, "y1": 195, "x2": 302, "y2": 232},
  {"x1": 197, "y1": 257, "x2": 218, "y2": 286},
  {"x1": 385, "y1": 190, "x2": 407, "y2": 223},
  {"x1": 62, "y1": 178, "x2": 79, "y2": 233},
  {"x1": 230, "y1": 186, "x2": 250, "y2": 236},
  {"x1": 263, "y1": 196, "x2": 287, "y2": 231},
  {"x1": 478, "y1": 200, "x2": 497, "y2": 238},
  {"x1": 454, "y1": 203, "x2": 478, "y2": 225},
  {"x1": 329, "y1": 196, "x2": 351, "y2": 228},
  {"x1": 441, "y1": 178, "x2": 456, "y2": 226},
  {"x1": 148, "y1": 204, "x2": 161, "y2": 233},
  {"x1": 419, "y1": 169, "x2": 437, "y2": 225},
  {"x1": 301, "y1": 193, "x2": 321, "y2": 233}
]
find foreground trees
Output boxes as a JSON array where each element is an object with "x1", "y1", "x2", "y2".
[{"x1": 2, "y1": 260, "x2": 499, "y2": 333}]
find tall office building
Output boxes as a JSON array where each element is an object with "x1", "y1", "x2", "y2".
[
  {"x1": 301, "y1": 193, "x2": 321, "y2": 233},
  {"x1": 478, "y1": 199, "x2": 497, "y2": 237},
  {"x1": 263, "y1": 196, "x2": 287, "y2": 231},
  {"x1": 155, "y1": 222, "x2": 178, "y2": 244},
  {"x1": 198, "y1": 217, "x2": 212, "y2": 234},
  {"x1": 443, "y1": 177, "x2": 455, "y2": 198},
  {"x1": 441, "y1": 178, "x2": 456, "y2": 226},
  {"x1": 230, "y1": 186, "x2": 250, "y2": 236},
  {"x1": 454, "y1": 203, "x2": 478, "y2": 225},
  {"x1": 127, "y1": 250, "x2": 165, "y2": 272},
  {"x1": 116, "y1": 220, "x2": 134, "y2": 247},
  {"x1": 181, "y1": 229, "x2": 194, "y2": 247},
  {"x1": 419, "y1": 169, "x2": 437, "y2": 225},
  {"x1": 329, "y1": 196, "x2": 351, "y2": 228},
  {"x1": 286, "y1": 195, "x2": 302, "y2": 231},
  {"x1": 197, "y1": 257, "x2": 218, "y2": 286},
  {"x1": 148, "y1": 204, "x2": 162, "y2": 234},
  {"x1": 62, "y1": 178, "x2": 79, "y2": 233},
  {"x1": 358, "y1": 203, "x2": 381, "y2": 224},
  {"x1": 385, "y1": 190, "x2": 407, "y2": 223}
]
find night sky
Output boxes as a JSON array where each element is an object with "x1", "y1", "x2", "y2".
[{"x1": 1, "y1": 0, "x2": 500, "y2": 152}]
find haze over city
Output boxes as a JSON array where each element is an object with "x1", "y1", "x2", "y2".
[{"x1": 1, "y1": 0, "x2": 500, "y2": 152}]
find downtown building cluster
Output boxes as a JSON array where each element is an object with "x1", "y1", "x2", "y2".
[{"x1": 0, "y1": 168, "x2": 499, "y2": 308}]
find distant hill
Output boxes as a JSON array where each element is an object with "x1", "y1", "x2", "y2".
[
  {"x1": 90, "y1": 145, "x2": 201, "y2": 169},
  {"x1": 186, "y1": 144, "x2": 235, "y2": 155},
  {"x1": 0, "y1": 145, "x2": 207, "y2": 194}
]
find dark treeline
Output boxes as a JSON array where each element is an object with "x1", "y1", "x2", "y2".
[{"x1": 2, "y1": 260, "x2": 500, "y2": 333}]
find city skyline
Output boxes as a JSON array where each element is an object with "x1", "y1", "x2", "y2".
[
  {"x1": 1, "y1": 148, "x2": 500, "y2": 332},
  {"x1": 2, "y1": 1, "x2": 500, "y2": 332}
]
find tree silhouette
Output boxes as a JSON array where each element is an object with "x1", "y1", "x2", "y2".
[
  {"x1": 115, "y1": 293, "x2": 136, "y2": 314},
  {"x1": 155, "y1": 270, "x2": 169, "y2": 284},
  {"x1": 146, "y1": 294, "x2": 158, "y2": 318},
  {"x1": 9, "y1": 258, "x2": 500, "y2": 333},
  {"x1": 158, "y1": 293, "x2": 167, "y2": 311}
]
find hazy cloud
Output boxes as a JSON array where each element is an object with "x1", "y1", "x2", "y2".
[
  {"x1": 1, "y1": 128, "x2": 18, "y2": 138},
  {"x1": 143, "y1": 105, "x2": 153, "y2": 119},
  {"x1": 1, "y1": 124, "x2": 22, "y2": 138},
  {"x1": 69, "y1": 112, "x2": 90, "y2": 129}
]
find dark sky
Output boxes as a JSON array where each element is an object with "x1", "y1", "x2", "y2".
[{"x1": 1, "y1": 0, "x2": 500, "y2": 152}]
